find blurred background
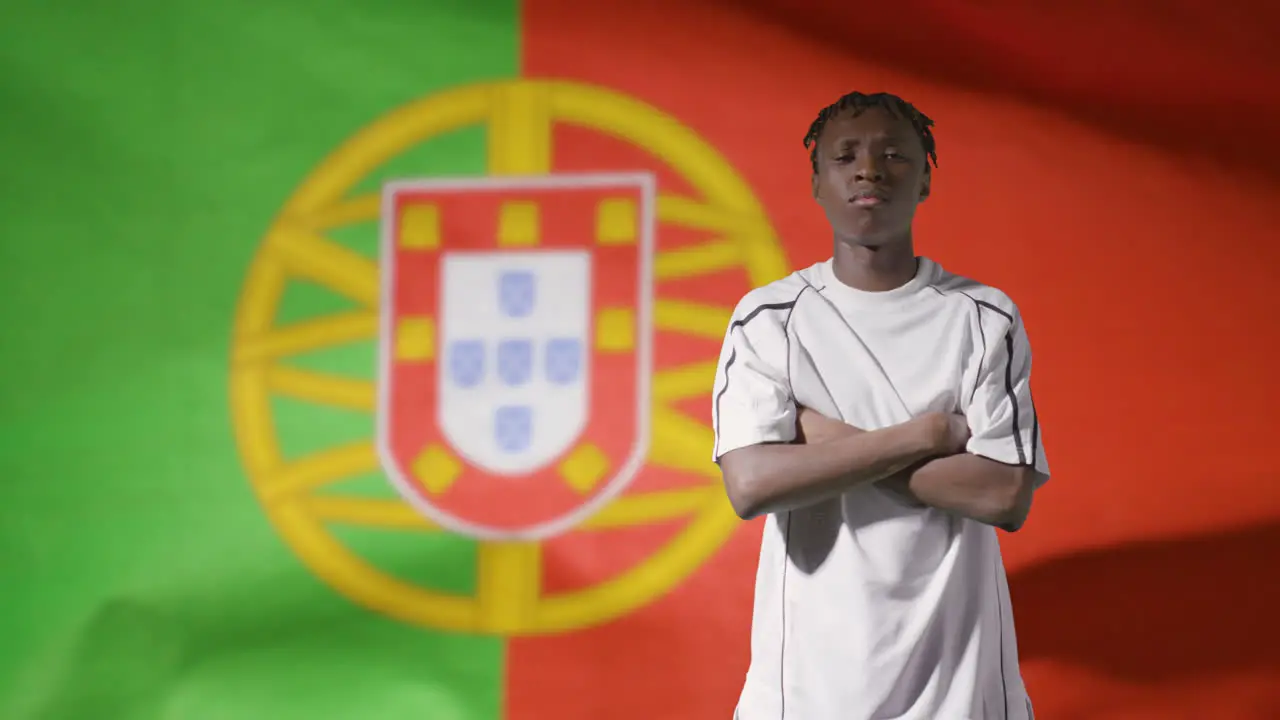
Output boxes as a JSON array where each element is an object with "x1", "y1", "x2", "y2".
[{"x1": 2, "y1": 0, "x2": 1279, "y2": 718}]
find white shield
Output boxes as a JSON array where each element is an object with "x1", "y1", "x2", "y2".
[{"x1": 437, "y1": 250, "x2": 592, "y2": 475}]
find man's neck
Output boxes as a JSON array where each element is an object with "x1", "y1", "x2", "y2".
[{"x1": 831, "y1": 236, "x2": 918, "y2": 292}]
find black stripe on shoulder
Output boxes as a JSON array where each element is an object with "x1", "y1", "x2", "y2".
[
  {"x1": 927, "y1": 285, "x2": 991, "y2": 406},
  {"x1": 962, "y1": 291, "x2": 1026, "y2": 466},
  {"x1": 971, "y1": 297, "x2": 1013, "y2": 323},
  {"x1": 712, "y1": 283, "x2": 814, "y2": 459},
  {"x1": 926, "y1": 284, "x2": 1015, "y2": 323},
  {"x1": 1000, "y1": 326, "x2": 1027, "y2": 465},
  {"x1": 968, "y1": 296, "x2": 1026, "y2": 465},
  {"x1": 1030, "y1": 390, "x2": 1040, "y2": 465},
  {"x1": 928, "y1": 285, "x2": 1026, "y2": 465},
  {"x1": 712, "y1": 347, "x2": 738, "y2": 459},
  {"x1": 729, "y1": 299, "x2": 799, "y2": 331}
]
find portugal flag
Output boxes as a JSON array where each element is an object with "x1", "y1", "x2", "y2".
[{"x1": 3, "y1": 1, "x2": 1278, "y2": 719}]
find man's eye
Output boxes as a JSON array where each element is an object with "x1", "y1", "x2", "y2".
[
  {"x1": 885, "y1": 151, "x2": 902, "y2": 159},
  {"x1": 833, "y1": 154, "x2": 853, "y2": 163}
]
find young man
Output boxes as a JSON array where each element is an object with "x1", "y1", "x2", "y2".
[{"x1": 712, "y1": 92, "x2": 1049, "y2": 719}]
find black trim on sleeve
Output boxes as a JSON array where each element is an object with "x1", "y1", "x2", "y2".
[
  {"x1": 932, "y1": 286, "x2": 1028, "y2": 467},
  {"x1": 1000, "y1": 327, "x2": 1027, "y2": 466},
  {"x1": 968, "y1": 304, "x2": 988, "y2": 407},
  {"x1": 1030, "y1": 391, "x2": 1040, "y2": 468},
  {"x1": 973, "y1": 299, "x2": 1013, "y2": 322},
  {"x1": 783, "y1": 284, "x2": 821, "y2": 404},
  {"x1": 711, "y1": 284, "x2": 815, "y2": 459},
  {"x1": 712, "y1": 348, "x2": 738, "y2": 460}
]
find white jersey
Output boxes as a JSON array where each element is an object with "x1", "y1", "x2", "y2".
[{"x1": 712, "y1": 257, "x2": 1049, "y2": 720}]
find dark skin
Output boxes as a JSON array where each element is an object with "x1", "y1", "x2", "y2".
[
  {"x1": 718, "y1": 104, "x2": 1041, "y2": 530},
  {"x1": 811, "y1": 106, "x2": 929, "y2": 292}
]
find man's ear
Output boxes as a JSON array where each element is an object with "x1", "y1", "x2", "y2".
[
  {"x1": 919, "y1": 166, "x2": 932, "y2": 202},
  {"x1": 811, "y1": 172, "x2": 820, "y2": 200}
]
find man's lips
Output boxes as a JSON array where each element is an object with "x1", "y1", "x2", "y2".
[{"x1": 850, "y1": 191, "x2": 889, "y2": 207}]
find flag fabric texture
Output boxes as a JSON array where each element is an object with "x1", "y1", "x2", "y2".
[{"x1": 2, "y1": 1, "x2": 1277, "y2": 719}]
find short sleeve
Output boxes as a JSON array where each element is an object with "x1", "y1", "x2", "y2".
[
  {"x1": 711, "y1": 299, "x2": 797, "y2": 462},
  {"x1": 964, "y1": 304, "x2": 1049, "y2": 481}
]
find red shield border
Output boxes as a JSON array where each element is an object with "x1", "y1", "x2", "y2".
[{"x1": 376, "y1": 173, "x2": 656, "y2": 540}]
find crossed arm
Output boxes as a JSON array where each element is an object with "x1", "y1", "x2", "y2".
[
  {"x1": 802, "y1": 407, "x2": 1039, "y2": 531},
  {"x1": 717, "y1": 408, "x2": 1041, "y2": 532},
  {"x1": 882, "y1": 453, "x2": 1037, "y2": 532},
  {"x1": 713, "y1": 291, "x2": 1045, "y2": 531}
]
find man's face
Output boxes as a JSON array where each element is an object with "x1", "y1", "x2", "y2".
[{"x1": 811, "y1": 106, "x2": 931, "y2": 246}]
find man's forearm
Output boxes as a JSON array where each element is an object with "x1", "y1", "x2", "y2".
[
  {"x1": 886, "y1": 454, "x2": 1037, "y2": 531},
  {"x1": 717, "y1": 417, "x2": 942, "y2": 519},
  {"x1": 794, "y1": 409, "x2": 1036, "y2": 530}
]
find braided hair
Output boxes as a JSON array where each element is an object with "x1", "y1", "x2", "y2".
[{"x1": 803, "y1": 92, "x2": 938, "y2": 174}]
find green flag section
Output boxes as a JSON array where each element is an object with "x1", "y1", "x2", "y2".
[
  {"x1": 0, "y1": 1, "x2": 516, "y2": 718},
  {"x1": 508, "y1": 1, "x2": 1280, "y2": 719}
]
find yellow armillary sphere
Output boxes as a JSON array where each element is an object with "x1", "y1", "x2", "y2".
[{"x1": 229, "y1": 78, "x2": 789, "y2": 636}]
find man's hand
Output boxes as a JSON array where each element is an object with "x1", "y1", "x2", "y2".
[
  {"x1": 789, "y1": 408, "x2": 1032, "y2": 529},
  {"x1": 721, "y1": 408, "x2": 947, "y2": 519},
  {"x1": 798, "y1": 408, "x2": 970, "y2": 456},
  {"x1": 923, "y1": 411, "x2": 971, "y2": 455},
  {"x1": 877, "y1": 412, "x2": 968, "y2": 506}
]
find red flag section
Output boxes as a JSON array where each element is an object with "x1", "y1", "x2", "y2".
[
  {"x1": 510, "y1": 1, "x2": 1280, "y2": 717},
  {"x1": 732, "y1": 0, "x2": 1280, "y2": 179}
]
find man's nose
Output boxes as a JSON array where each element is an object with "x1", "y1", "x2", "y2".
[{"x1": 854, "y1": 156, "x2": 884, "y2": 183}]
